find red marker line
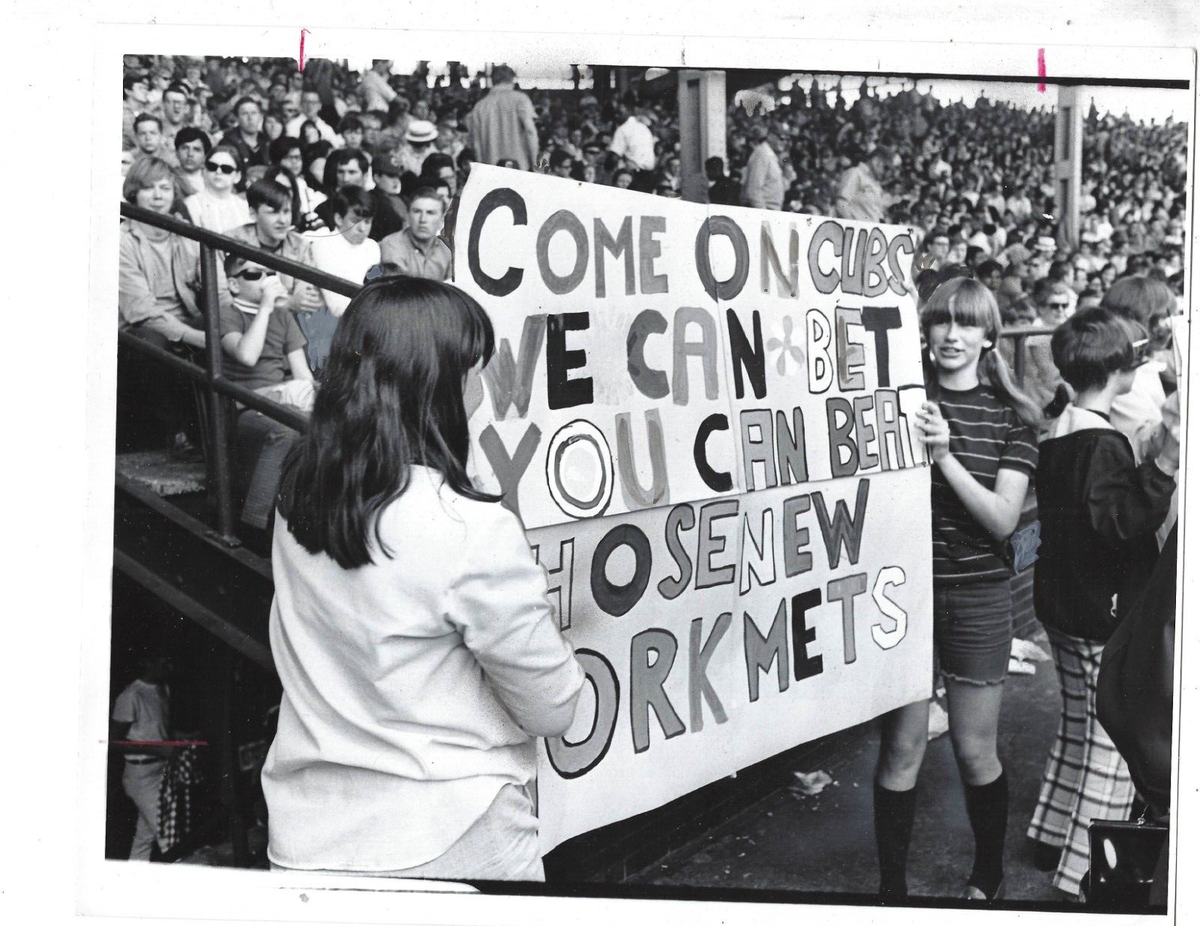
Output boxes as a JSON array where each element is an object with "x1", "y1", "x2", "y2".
[
  {"x1": 299, "y1": 28, "x2": 310, "y2": 72},
  {"x1": 1037, "y1": 48, "x2": 1047, "y2": 92}
]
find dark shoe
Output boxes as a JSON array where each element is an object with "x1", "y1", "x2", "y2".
[
  {"x1": 1033, "y1": 841, "x2": 1063, "y2": 872},
  {"x1": 169, "y1": 432, "x2": 204, "y2": 464},
  {"x1": 964, "y1": 877, "x2": 1005, "y2": 901}
]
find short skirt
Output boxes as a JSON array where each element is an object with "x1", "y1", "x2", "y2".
[{"x1": 933, "y1": 578, "x2": 1014, "y2": 686}]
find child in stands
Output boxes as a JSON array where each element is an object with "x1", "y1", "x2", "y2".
[{"x1": 220, "y1": 254, "x2": 314, "y2": 531}]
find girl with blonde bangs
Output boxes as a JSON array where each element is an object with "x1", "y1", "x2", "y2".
[{"x1": 875, "y1": 277, "x2": 1040, "y2": 903}]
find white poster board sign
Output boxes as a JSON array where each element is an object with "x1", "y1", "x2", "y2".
[{"x1": 455, "y1": 164, "x2": 934, "y2": 851}]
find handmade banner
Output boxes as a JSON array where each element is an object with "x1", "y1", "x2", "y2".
[{"x1": 455, "y1": 165, "x2": 932, "y2": 851}]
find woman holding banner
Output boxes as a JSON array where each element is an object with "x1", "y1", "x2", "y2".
[
  {"x1": 874, "y1": 278, "x2": 1041, "y2": 902},
  {"x1": 261, "y1": 277, "x2": 586, "y2": 881}
]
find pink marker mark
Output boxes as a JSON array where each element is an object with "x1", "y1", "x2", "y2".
[
  {"x1": 299, "y1": 28, "x2": 311, "y2": 72},
  {"x1": 1037, "y1": 48, "x2": 1047, "y2": 92}
]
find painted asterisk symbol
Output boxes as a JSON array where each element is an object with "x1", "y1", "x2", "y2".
[{"x1": 767, "y1": 315, "x2": 805, "y2": 376}]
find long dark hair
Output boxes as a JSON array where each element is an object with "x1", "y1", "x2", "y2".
[
  {"x1": 277, "y1": 277, "x2": 498, "y2": 568},
  {"x1": 920, "y1": 277, "x2": 1043, "y2": 428}
]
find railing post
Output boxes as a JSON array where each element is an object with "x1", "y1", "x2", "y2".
[
  {"x1": 1012, "y1": 333, "x2": 1027, "y2": 391},
  {"x1": 1012, "y1": 333, "x2": 1032, "y2": 388},
  {"x1": 200, "y1": 243, "x2": 239, "y2": 546}
]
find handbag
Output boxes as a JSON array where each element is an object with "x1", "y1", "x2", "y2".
[{"x1": 1086, "y1": 812, "x2": 1168, "y2": 909}]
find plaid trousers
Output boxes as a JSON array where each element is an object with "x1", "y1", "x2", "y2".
[{"x1": 1027, "y1": 627, "x2": 1135, "y2": 896}]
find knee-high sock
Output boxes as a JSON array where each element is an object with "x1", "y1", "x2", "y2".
[
  {"x1": 964, "y1": 769, "x2": 1008, "y2": 897},
  {"x1": 875, "y1": 782, "x2": 917, "y2": 899}
]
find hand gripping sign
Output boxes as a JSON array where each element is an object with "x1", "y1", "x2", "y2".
[{"x1": 456, "y1": 165, "x2": 933, "y2": 851}]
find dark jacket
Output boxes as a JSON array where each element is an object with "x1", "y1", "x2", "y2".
[
  {"x1": 1033, "y1": 406, "x2": 1173, "y2": 642},
  {"x1": 1097, "y1": 524, "x2": 1176, "y2": 818}
]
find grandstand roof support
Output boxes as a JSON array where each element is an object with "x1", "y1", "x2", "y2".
[
  {"x1": 1054, "y1": 85, "x2": 1084, "y2": 251},
  {"x1": 677, "y1": 70, "x2": 728, "y2": 192}
]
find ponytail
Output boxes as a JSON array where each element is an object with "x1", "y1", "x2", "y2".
[
  {"x1": 980, "y1": 348, "x2": 1044, "y2": 428},
  {"x1": 1043, "y1": 383, "x2": 1072, "y2": 419}
]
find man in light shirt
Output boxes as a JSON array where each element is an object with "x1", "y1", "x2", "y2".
[
  {"x1": 608, "y1": 105, "x2": 657, "y2": 190},
  {"x1": 172, "y1": 127, "x2": 210, "y2": 196},
  {"x1": 286, "y1": 90, "x2": 340, "y2": 146},
  {"x1": 379, "y1": 187, "x2": 452, "y2": 281},
  {"x1": 362, "y1": 60, "x2": 397, "y2": 113},
  {"x1": 159, "y1": 83, "x2": 192, "y2": 151},
  {"x1": 741, "y1": 126, "x2": 784, "y2": 211},
  {"x1": 463, "y1": 64, "x2": 539, "y2": 171},
  {"x1": 834, "y1": 145, "x2": 894, "y2": 222}
]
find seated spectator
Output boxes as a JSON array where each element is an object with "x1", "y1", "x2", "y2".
[
  {"x1": 612, "y1": 167, "x2": 634, "y2": 190},
  {"x1": 315, "y1": 148, "x2": 404, "y2": 241},
  {"x1": 118, "y1": 157, "x2": 205, "y2": 456},
  {"x1": 395, "y1": 119, "x2": 439, "y2": 177},
  {"x1": 302, "y1": 139, "x2": 333, "y2": 197},
  {"x1": 220, "y1": 254, "x2": 313, "y2": 530},
  {"x1": 159, "y1": 83, "x2": 192, "y2": 151},
  {"x1": 183, "y1": 144, "x2": 251, "y2": 234},
  {"x1": 920, "y1": 228, "x2": 951, "y2": 271},
  {"x1": 224, "y1": 178, "x2": 325, "y2": 314},
  {"x1": 976, "y1": 259, "x2": 1003, "y2": 295},
  {"x1": 219, "y1": 255, "x2": 314, "y2": 411},
  {"x1": 373, "y1": 160, "x2": 407, "y2": 228},
  {"x1": 268, "y1": 136, "x2": 325, "y2": 221},
  {"x1": 310, "y1": 186, "x2": 381, "y2": 318},
  {"x1": 133, "y1": 113, "x2": 175, "y2": 166},
  {"x1": 297, "y1": 119, "x2": 322, "y2": 149},
  {"x1": 262, "y1": 165, "x2": 320, "y2": 235},
  {"x1": 315, "y1": 148, "x2": 369, "y2": 209},
  {"x1": 1035, "y1": 279, "x2": 1073, "y2": 328},
  {"x1": 337, "y1": 113, "x2": 365, "y2": 150},
  {"x1": 548, "y1": 148, "x2": 574, "y2": 180},
  {"x1": 419, "y1": 152, "x2": 458, "y2": 198},
  {"x1": 286, "y1": 90, "x2": 339, "y2": 146},
  {"x1": 123, "y1": 72, "x2": 152, "y2": 149},
  {"x1": 172, "y1": 126, "x2": 211, "y2": 197},
  {"x1": 360, "y1": 109, "x2": 387, "y2": 154},
  {"x1": 263, "y1": 110, "x2": 286, "y2": 142},
  {"x1": 378, "y1": 186, "x2": 451, "y2": 281},
  {"x1": 218, "y1": 96, "x2": 269, "y2": 169}
]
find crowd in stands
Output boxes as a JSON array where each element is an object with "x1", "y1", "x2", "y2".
[
  {"x1": 116, "y1": 54, "x2": 1188, "y2": 509},
  {"x1": 114, "y1": 57, "x2": 1187, "y2": 899}
]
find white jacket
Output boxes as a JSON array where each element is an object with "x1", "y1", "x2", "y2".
[{"x1": 262, "y1": 466, "x2": 585, "y2": 871}]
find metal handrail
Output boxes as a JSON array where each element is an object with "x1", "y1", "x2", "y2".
[
  {"x1": 118, "y1": 202, "x2": 364, "y2": 545},
  {"x1": 119, "y1": 202, "x2": 362, "y2": 298},
  {"x1": 998, "y1": 325, "x2": 1054, "y2": 388},
  {"x1": 117, "y1": 200, "x2": 1058, "y2": 548}
]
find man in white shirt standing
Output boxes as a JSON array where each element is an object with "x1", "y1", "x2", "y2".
[
  {"x1": 608, "y1": 106, "x2": 657, "y2": 191},
  {"x1": 111, "y1": 653, "x2": 175, "y2": 861},
  {"x1": 362, "y1": 60, "x2": 397, "y2": 113},
  {"x1": 741, "y1": 126, "x2": 784, "y2": 211}
]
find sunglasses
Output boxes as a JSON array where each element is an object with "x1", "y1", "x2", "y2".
[
  {"x1": 233, "y1": 268, "x2": 275, "y2": 281},
  {"x1": 1127, "y1": 337, "x2": 1152, "y2": 369},
  {"x1": 1047, "y1": 301, "x2": 1071, "y2": 310},
  {"x1": 206, "y1": 161, "x2": 238, "y2": 175}
]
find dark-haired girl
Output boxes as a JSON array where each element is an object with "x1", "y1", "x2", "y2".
[
  {"x1": 262, "y1": 277, "x2": 585, "y2": 881},
  {"x1": 875, "y1": 278, "x2": 1041, "y2": 901},
  {"x1": 1027, "y1": 307, "x2": 1178, "y2": 897}
]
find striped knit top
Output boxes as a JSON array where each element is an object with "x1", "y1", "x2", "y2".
[{"x1": 931, "y1": 383, "x2": 1038, "y2": 586}]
